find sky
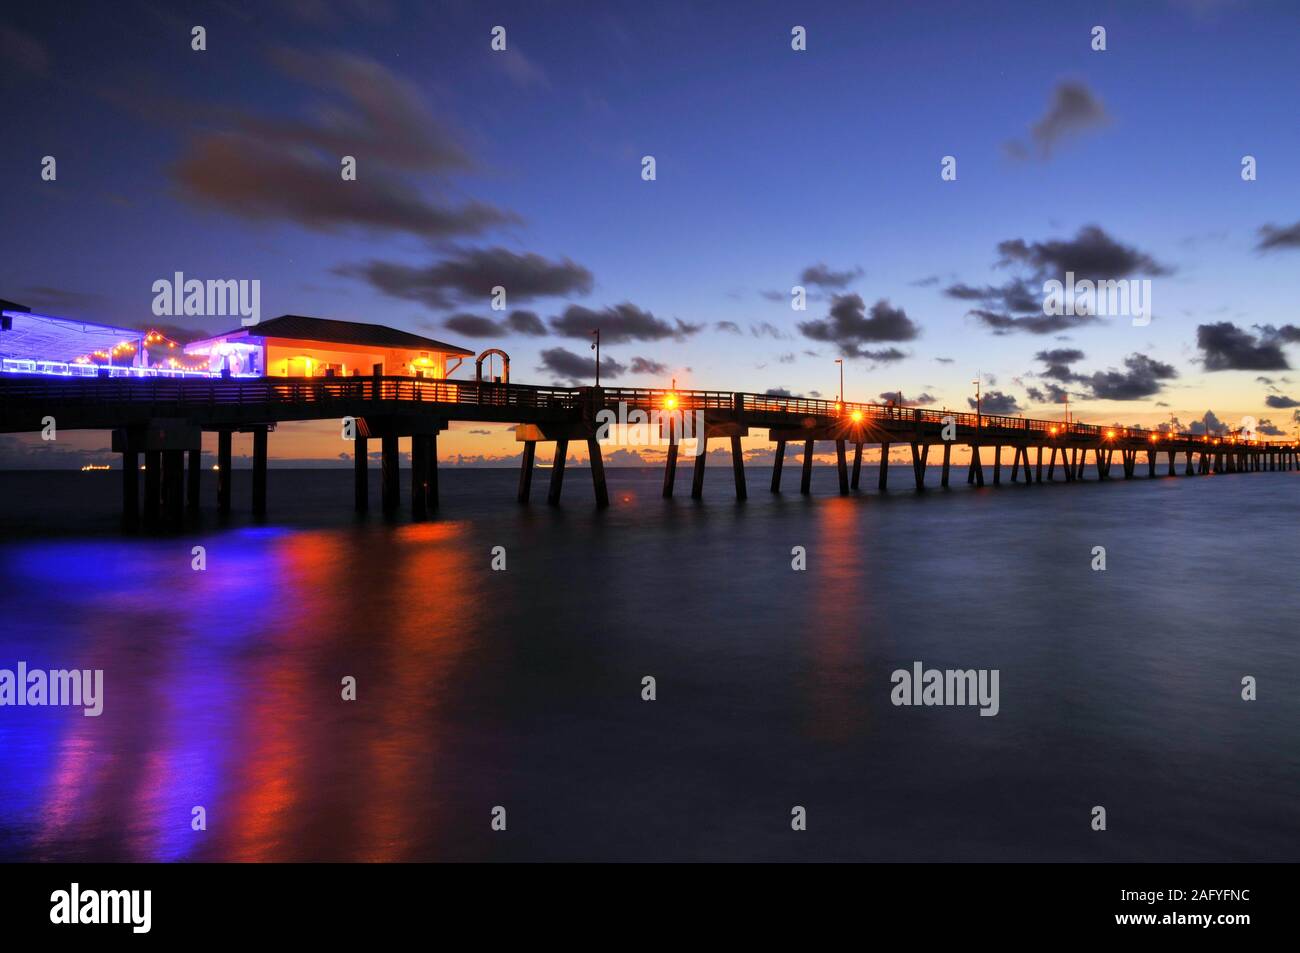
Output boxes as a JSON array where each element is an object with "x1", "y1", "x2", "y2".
[{"x1": 2, "y1": 0, "x2": 1300, "y2": 467}]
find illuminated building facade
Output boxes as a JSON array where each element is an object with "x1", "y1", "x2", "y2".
[{"x1": 183, "y1": 314, "x2": 474, "y2": 378}]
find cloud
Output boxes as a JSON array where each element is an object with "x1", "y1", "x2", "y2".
[
  {"x1": 629, "y1": 357, "x2": 668, "y2": 375},
  {"x1": 946, "y1": 226, "x2": 1170, "y2": 335},
  {"x1": 1189, "y1": 411, "x2": 1227, "y2": 436},
  {"x1": 971, "y1": 390, "x2": 1021, "y2": 415},
  {"x1": 1006, "y1": 81, "x2": 1109, "y2": 159},
  {"x1": 879, "y1": 391, "x2": 937, "y2": 406},
  {"x1": 538, "y1": 347, "x2": 625, "y2": 383},
  {"x1": 714, "y1": 320, "x2": 742, "y2": 334},
  {"x1": 765, "y1": 387, "x2": 793, "y2": 397},
  {"x1": 337, "y1": 246, "x2": 592, "y2": 309},
  {"x1": 172, "y1": 51, "x2": 517, "y2": 241},
  {"x1": 1257, "y1": 418, "x2": 1285, "y2": 436},
  {"x1": 799, "y1": 263, "x2": 863, "y2": 289},
  {"x1": 439, "y1": 309, "x2": 548, "y2": 339},
  {"x1": 550, "y1": 303, "x2": 701, "y2": 343},
  {"x1": 1256, "y1": 222, "x2": 1300, "y2": 252},
  {"x1": 1074, "y1": 353, "x2": 1177, "y2": 400},
  {"x1": 492, "y1": 46, "x2": 549, "y2": 88},
  {"x1": 1196, "y1": 322, "x2": 1299, "y2": 371},
  {"x1": 797, "y1": 294, "x2": 919, "y2": 360},
  {"x1": 1265, "y1": 394, "x2": 1300, "y2": 409},
  {"x1": 1035, "y1": 348, "x2": 1086, "y2": 381},
  {"x1": 19, "y1": 286, "x2": 109, "y2": 313}
]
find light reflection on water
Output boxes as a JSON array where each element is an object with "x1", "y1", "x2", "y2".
[{"x1": 0, "y1": 467, "x2": 1297, "y2": 861}]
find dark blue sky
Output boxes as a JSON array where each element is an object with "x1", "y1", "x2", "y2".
[{"x1": 3, "y1": 0, "x2": 1300, "y2": 456}]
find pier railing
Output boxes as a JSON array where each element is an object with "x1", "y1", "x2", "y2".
[{"x1": 0, "y1": 373, "x2": 1294, "y2": 446}]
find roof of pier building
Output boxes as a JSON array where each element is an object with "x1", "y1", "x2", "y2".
[{"x1": 185, "y1": 314, "x2": 474, "y2": 355}]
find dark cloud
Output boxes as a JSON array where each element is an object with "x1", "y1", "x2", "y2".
[
  {"x1": 172, "y1": 51, "x2": 519, "y2": 241},
  {"x1": 1189, "y1": 411, "x2": 1227, "y2": 436},
  {"x1": 946, "y1": 226, "x2": 1170, "y2": 335},
  {"x1": 750, "y1": 322, "x2": 788, "y2": 339},
  {"x1": 1074, "y1": 353, "x2": 1177, "y2": 400},
  {"x1": 765, "y1": 387, "x2": 793, "y2": 397},
  {"x1": 798, "y1": 294, "x2": 919, "y2": 360},
  {"x1": 1196, "y1": 322, "x2": 1298, "y2": 371},
  {"x1": 714, "y1": 320, "x2": 742, "y2": 334},
  {"x1": 538, "y1": 347, "x2": 625, "y2": 383},
  {"x1": 971, "y1": 390, "x2": 1021, "y2": 415},
  {"x1": 629, "y1": 356, "x2": 668, "y2": 375},
  {"x1": 1257, "y1": 418, "x2": 1285, "y2": 436},
  {"x1": 443, "y1": 313, "x2": 501, "y2": 338},
  {"x1": 1265, "y1": 394, "x2": 1300, "y2": 409},
  {"x1": 1006, "y1": 81, "x2": 1109, "y2": 159},
  {"x1": 440, "y1": 309, "x2": 548, "y2": 339},
  {"x1": 1035, "y1": 348, "x2": 1086, "y2": 381},
  {"x1": 550, "y1": 303, "x2": 700, "y2": 343},
  {"x1": 799, "y1": 263, "x2": 863, "y2": 289},
  {"x1": 1026, "y1": 383, "x2": 1069, "y2": 404},
  {"x1": 1256, "y1": 222, "x2": 1300, "y2": 252},
  {"x1": 336, "y1": 247, "x2": 592, "y2": 309},
  {"x1": 879, "y1": 391, "x2": 937, "y2": 406},
  {"x1": 20, "y1": 286, "x2": 109, "y2": 313}
]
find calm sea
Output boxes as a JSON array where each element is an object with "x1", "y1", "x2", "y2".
[{"x1": 1, "y1": 465, "x2": 1297, "y2": 861}]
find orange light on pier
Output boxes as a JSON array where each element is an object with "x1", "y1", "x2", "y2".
[
  {"x1": 663, "y1": 392, "x2": 678, "y2": 410},
  {"x1": 835, "y1": 402, "x2": 843, "y2": 413},
  {"x1": 850, "y1": 409, "x2": 863, "y2": 423},
  {"x1": 1105, "y1": 429, "x2": 1116, "y2": 440},
  {"x1": 1048, "y1": 426, "x2": 1058, "y2": 436},
  {"x1": 1150, "y1": 432, "x2": 1160, "y2": 442}
]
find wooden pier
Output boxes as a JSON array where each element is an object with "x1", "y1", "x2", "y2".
[{"x1": 0, "y1": 373, "x2": 1295, "y2": 525}]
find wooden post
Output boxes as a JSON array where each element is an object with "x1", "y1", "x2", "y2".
[
  {"x1": 122, "y1": 448, "x2": 139, "y2": 527},
  {"x1": 1047, "y1": 446, "x2": 1057, "y2": 480},
  {"x1": 1185, "y1": 450, "x2": 1194, "y2": 476},
  {"x1": 691, "y1": 435, "x2": 708, "y2": 499},
  {"x1": 187, "y1": 448, "x2": 201, "y2": 512},
  {"x1": 662, "y1": 423, "x2": 678, "y2": 497},
  {"x1": 1035, "y1": 445, "x2": 1043, "y2": 483},
  {"x1": 910, "y1": 442, "x2": 927, "y2": 491},
  {"x1": 941, "y1": 442, "x2": 951, "y2": 487},
  {"x1": 217, "y1": 431, "x2": 232, "y2": 514},
  {"x1": 548, "y1": 439, "x2": 569, "y2": 505},
  {"x1": 164, "y1": 449, "x2": 184, "y2": 524},
  {"x1": 992, "y1": 445, "x2": 1002, "y2": 485},
  {"x1": 1010, "y1": 447, "x2": 1021, "y2": 482},
  {"x1": 730, "y1": 435, "x2": 747, "y2": 501},
  {"x1": 589, "y1": 437, "x2": 610, "y2": 508},
  {"x1": 836, "y1": 439, "x2": 849, "y2": 495},
  {"x1": 381, "y1": 433, "x2": 400, "y2": 512},
  {"x1": 878, "y1": 443, "x2": 890, "y2": 491},
  {"x1": 519, "y1": 440, "x2": 536, "y2": 503},
  {"x1": 426, "y1": 431, "x2": 439, "y2": 511},
  {"x1": 251, "y1": 426, "x2": 267, "y2": 516},
  {"x1": 144, "y1": 450, "x2": 161, "y2": 526},
  {"x1": 354, "y1": 435, "x2": 369, "y2": 511},
  {"x1": 800, "y1": 439, "x2": 814, "y2": 494},
  {"x1": 411, "y1": 435, "x2": 427, "y2": 520},
  {"x1": 771, "y1": 439, "x2": 786, "y2": 492},
  {"x1": 851, "y1": 442, "x2": 863, "y2": 489}
]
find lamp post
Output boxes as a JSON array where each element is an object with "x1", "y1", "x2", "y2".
[
  {"x1": 591, "y1": 328, "x2": 601, "y2": 387},
  {"x1": 834, "y1": 358, "x2": 844, "y2": 404},
  {"x1": 972, "y1": 375, "x2": 981, "y2": 429}
]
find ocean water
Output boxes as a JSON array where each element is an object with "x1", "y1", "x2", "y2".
[{"x1": 0, "y1": 465, "x2": 1297, "y2": 861}]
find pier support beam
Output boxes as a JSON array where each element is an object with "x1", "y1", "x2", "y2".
[
  {"x1": 186, "y1": 448, "x2": 201, "y2": 512},
  {"x1": 878, "y1": 443, "x2": 890, "y2": 491},
  {"x1": 993, "y1": 445, "x2": 1002, "y2": 485},
  {"x1": 691, "y1": 436, "x2": 708, "y2": 499},
  {"x1": 589, "y1": 438, "x2": 610, "y2": 508},
  {"x1": 662, "y1": 433, "x2": 678, "y2": 497},
  {"x1": 852, "y1": 442, "x2": 863, "y2": 489},
  {"x1": 836, "y1": 439, "x2": 849, "y2": 495},
  {"x1": 731, "y1": 435, "x2": 747, "y2": 500},
  {"x1": 518, "y1": 440, "x2": 536, "y2": 503},
  {"x1": 1035, "y1": 446, "x2": 1044, "y2": 483},
  {"x1": 411, "y1": 435, "x2": 427, "y2": 521},
  {"x1": 354, "y1": 436, "x2": 368, "y2": 511},
  {"x1": 251, "y1": 426, "x2": 267, "y2": 516},
  {"x1": 426, "y1": 432, "x2": 439, "y2": 511},
  {"x1": 967, "y1": 446, "x2": 985, "y2": 486},
  {"x1": 910, "y1": 442, "x2": 928, "y2": 491},
  {"x1": 217, "y1": 431, "x2": 232, "y2": 514},
  {"x1": 163, "y1": 449, "x2": 184, "y2": 524},
  {"x1": 122, "y1": 449, "x2": 139, "y2": 527},
  {"x1": 144, "y1": 450, "x2": 161, "y2": 527},
  {"x1": 548, "y1": 439, "x2": 569, "y2": 505},
  {"x1": 771, "y1": 439, "x2": 785, "y2": 492},
  {"x1": 381, "y1": 433, "x2": 400, "y2": 513},
  {"x1": 941, "y1": 442, "x2": 951, "y2": 488},
  {"x1": 800, "y1": 439, "x2": 814, "y2": 494}
]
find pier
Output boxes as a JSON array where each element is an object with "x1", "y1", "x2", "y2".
[{"x1": 0, "y1": 373, "x2": 1295, "y2": 526}]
